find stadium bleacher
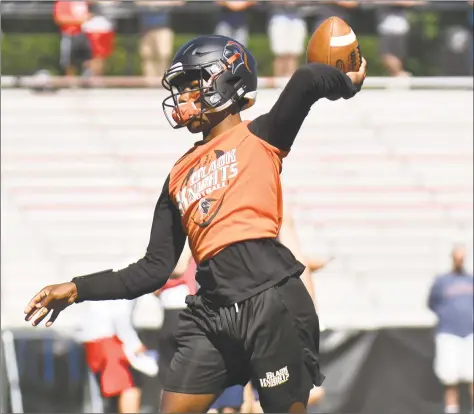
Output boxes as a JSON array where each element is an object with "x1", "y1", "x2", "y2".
[{"x1": 2, "y1": 87, "x2": 472, "y2": 329}]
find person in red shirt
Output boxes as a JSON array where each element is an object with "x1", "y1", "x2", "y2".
[
  {"x1": 80, "y1": 299, "x2": 158, "y2": 413},
  {"x1": 53, "y1": 1, "x2": 92, "y2": 77},
  {"x1": 24, "y1": 35, "x2": 366, "y2": 412}
]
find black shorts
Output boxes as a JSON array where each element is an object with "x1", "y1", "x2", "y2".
[
  {"x1": 164, "y1": 276, "x2": 324, "y2": 412},
  {"x1": 59, "y1": 32, "x2": 92, "y2": 70}
]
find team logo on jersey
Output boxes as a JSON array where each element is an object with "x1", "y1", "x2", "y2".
[
  {"x1": 199, "y1": 198, "x2": 211, "y2": 216},
  {"x1": 175, "y1": 148, "x2": 239, "y2": 228},
  {"x1": 192, "y1": 196, "x2": 222, "y2": 228},
  {"x1": 197, "y1": 197, "x2": 218, "y2": 222}
]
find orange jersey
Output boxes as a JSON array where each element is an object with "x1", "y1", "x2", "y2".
[{"x1": 169, "y1": 121, "x2": 288, "y2": 263}]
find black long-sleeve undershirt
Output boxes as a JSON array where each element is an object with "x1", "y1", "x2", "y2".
[{"x1": 72, "y1": 63, "x2": 358, "y2": 303}]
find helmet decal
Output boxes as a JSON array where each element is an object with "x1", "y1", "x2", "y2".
[{"x1": 223, "y1": 41, "x2": 251, "y2": 74}]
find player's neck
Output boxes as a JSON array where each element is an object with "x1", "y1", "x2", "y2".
[{"x1": 203, "y1": 113, "x2": 242, "y2": 142}]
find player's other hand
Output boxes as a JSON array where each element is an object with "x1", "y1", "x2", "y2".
[
  {"x1": 24, "y1": 282, "x2": 78, "y2": 327},
  {"x1": 346, "y1": 57, "x2": 367, "y2": 86}
]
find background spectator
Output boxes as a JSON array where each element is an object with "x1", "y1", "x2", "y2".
[
  {"x1": 438, "y1": 0, "x2": 472, "y2": 76},
  {"x1": 376, "y1": 1, "x2": 418, "y2": 77},
  {"x1": 136, "y1": 0, "x2": 183, "y2": 81},
  {"x1": 80, "y1": 299, "x2": 158, "y2": 413},
  {"x1": 214, "y1": 1, "x2": 256, "y2": 47},
  {"x1": 279, "y1": 204, "x2": 332, "y2": 308},
  {"x1": 82, "y1": 1, "x2": 118, "y2": 77},
  {"x1": 268, "y1": 0, "x2": 307, "y2": 77},
  {"x1": 53, "y1": 0, "x2": 91, "y2": 77},
  {"x1": 428, "y1": 245, "x2": 474, "y2": 414}
]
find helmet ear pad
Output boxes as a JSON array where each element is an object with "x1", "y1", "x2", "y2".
[{"x1": 205, "y1": 69, "x2": 247, "y2": 111}]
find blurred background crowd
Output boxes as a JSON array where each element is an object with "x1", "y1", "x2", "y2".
[{"x1": 1, "y1": 0, "x2": 474, "y2": 80}]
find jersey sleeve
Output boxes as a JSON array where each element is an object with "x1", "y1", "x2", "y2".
[
  {"x1": 72, "y1": 175, "x2": 187, "y2": 302},
  {"x1": 258, "y1": 138, "x2": 289, "y2": 161},
  {"x1": 248, "y1": 63, "x2": 359, "y2": 152}
]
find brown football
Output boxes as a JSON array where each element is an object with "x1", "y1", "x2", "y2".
[{"x1": 307, "y1": 16, "x2": 361, "y2": 73}]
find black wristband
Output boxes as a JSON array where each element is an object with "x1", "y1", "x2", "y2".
[{"x1": 72, "y1": 269, "x2": 130, "y2": 303}]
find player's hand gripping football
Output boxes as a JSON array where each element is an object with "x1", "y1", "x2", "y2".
[
  {"x1": 24, "y1": 282, "x2": 78, "y2": 327},
  {"x1": 346, "y1": 57, "x2": 367, "y2": 87}
]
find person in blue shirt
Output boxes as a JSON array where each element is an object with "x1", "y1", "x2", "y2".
[
  {"x1": 428, "y1": 245, "x2": 473, "y2": 414},
  {"x1": 136, "y1": 1, "x2": 184, "y2": 80},
  {"x1": 214, "y1": 2, "x2": 255, "y2": 47}
]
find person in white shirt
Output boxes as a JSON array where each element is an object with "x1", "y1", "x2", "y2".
[
  {"x1": 80, "y1": 299, "x2": 158, "y2": 413},
  {"x1": 428, "y1": 246, "x2": 474, "y2": 414},
  {"x1": 268, "y1": 1, "x2": 307, "y2": 77}
]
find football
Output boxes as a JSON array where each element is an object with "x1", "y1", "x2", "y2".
[{"x1": 307, "y1": 16, "x2": 361, "y2": 73}]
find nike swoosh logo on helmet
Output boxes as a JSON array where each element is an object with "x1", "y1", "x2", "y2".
[{"x1": 191, "y1": 49, "x2": 220, "y2": 56}]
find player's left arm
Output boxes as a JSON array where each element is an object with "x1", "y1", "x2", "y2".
[
  {"x1": 278, "y1": 206, "x2": 332, "y2": 307},
  {"x1": 170, "y1": 243, "x2": 192, "y2": 278},
  {"x1": 153, "y1": 244, "x2": 193, "y2": 296},
  {"x1": 248, "y1": 60, "x2": 366, "y2": 152}
]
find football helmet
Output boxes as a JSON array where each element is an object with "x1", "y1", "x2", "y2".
[{"x1": 162, "y1": 35, "x2": 258, "y2": 129}]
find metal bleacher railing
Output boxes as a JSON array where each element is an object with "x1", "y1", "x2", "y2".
[{"x1": 1, "y1": 75, "x2": 474, "y2": 90}]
